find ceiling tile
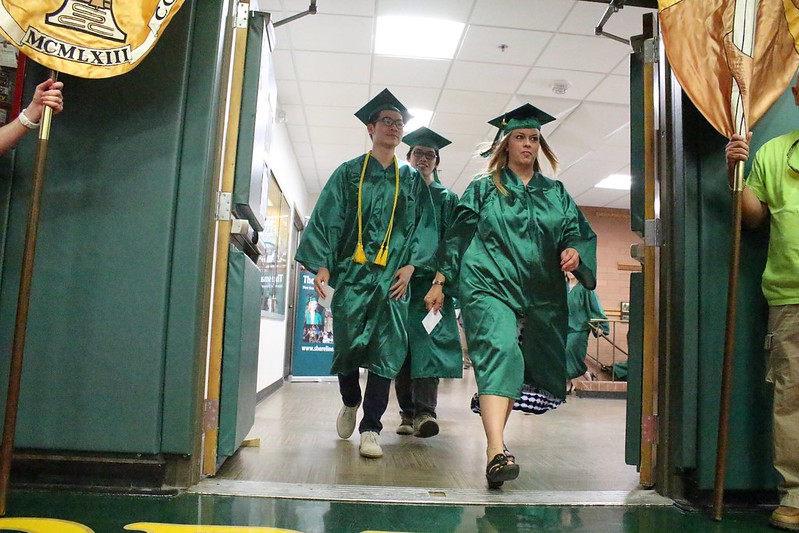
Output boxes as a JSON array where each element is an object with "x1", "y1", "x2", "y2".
[
  {"x1": 603, "y1": 195, "x2": 632, "y2": 209},
  {"x1": 276, "y1": 79, "x2": 302, "y2": 105},
  {"x1": 381, "y1": 85, "x2": 440, "y2": 110},
  {"x1": 517, "y1": 68, "x2": 605, "y2": 101},
  {"x1": 536, "y1": 34, "x2": 632, "y2": 73},
  {"x1": 573, "y1": 186, "x2": 631, "y2": 208},
  {"x1": 469, "y1": 0, "x2": 576, "y2": 32},
  {"x1": 272, "y1": 49, "x2": 296, "y2": 79},
  {"x1": 378, "y1": 0, "x2": 472, "y2": 21},
  {"x1": 444, "y1": 61, "x2": 530, "y2": 93},
  {"x1": 267, "y1": 0, "x2": 639, "y2": 211},
  {"x1": 292, "y1": 51, "x2": 372, "y2": 83},
  {"x1": 308, "y1": 127, "x2": 368, "y2": 148},
  {"x1": 431, "y1": 112, "x2": 495, "y2": 136},
  {"x1": 300, "y1": 82, "x2": 370, "y2": 107},
  {"x1": 302, "y1": 105, "x2": 364, "y2": 128},
  {"x1": 278, "y1": 14, "x2": 373, "y2": 54},
  {"x1": 371, "y1": 56, "x2": 452, "y2": 88},
  {"x1": 279, "y1": 104, "x2": 306, "y2": 125},
  {"x1": 586, "y1": 75, "x2": 630, "y2": 104},
  {"x1": 436, "y1": 90, "x2": 512, "y2": 116},
  {"x1": 457, "y1": 25, "x2": 552, "y2": 66},
  {"x1": 287, "y1": 124, "x2": 310, "y2": 145},
  {"x1": 560, "y1": 155, "x2": 630, "y2": 196},
  {"x1": 613, "y1": 58, "x2": 630, "y2": 75}
]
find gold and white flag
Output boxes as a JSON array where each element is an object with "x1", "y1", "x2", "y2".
[{"x1": 0, "y1": 0, "x2": 186, "y2": 78}]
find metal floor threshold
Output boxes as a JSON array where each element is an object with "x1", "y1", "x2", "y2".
[{"x1": 190, "y1": 479, "x2": 674, "y2": 507}]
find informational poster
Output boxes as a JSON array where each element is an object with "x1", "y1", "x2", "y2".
[{"x1": 291, "y1": 267, "x2": 334, "y2": 378}]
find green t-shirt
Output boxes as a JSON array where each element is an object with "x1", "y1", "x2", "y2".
[{"x1": 746, "y1": 130, "x2": 799, "y2": 305}]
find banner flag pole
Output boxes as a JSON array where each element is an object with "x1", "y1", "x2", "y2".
[{"x1": 0, "y1": 69, "x2": 59, "y2": 516}]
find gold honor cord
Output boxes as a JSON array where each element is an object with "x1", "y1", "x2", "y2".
[{"x1": 352, "y1": 152, "x2": 400, "y2": 267}]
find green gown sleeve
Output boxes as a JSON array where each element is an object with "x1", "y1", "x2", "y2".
[
  {"x1": 404, "y1": 171, "x2": 437, "y2": 270},
  {"x1": 436, "y1": 179, "x2": 483, "y2": 289},
  {"x1": 557, "y1": 183, "x2": 598, "y2": 289},
  {"x1": 587, "y1": 290, "x2": 610, "y2": 336},
  {"x1": 294, "y1": 165, "x2": 348, "y2": 274}
]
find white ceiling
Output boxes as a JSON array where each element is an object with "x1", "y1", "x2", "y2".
[{"x1": 258, "y1": 0, "x2": 655, "y2": 209}]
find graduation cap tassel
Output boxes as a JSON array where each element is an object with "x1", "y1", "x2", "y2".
[
  {"x1": 352, "y1": 243, "x2": 367, "y2": 264},
  {"x1": 480, "y1": 128, "x2": 504, "y2": 158},
  {"x1": 353, "y1": 152, "x2": 371, "y2": 264},
  {"x1": 374, "y1": 245, "x2": 388, "y2": 266}
]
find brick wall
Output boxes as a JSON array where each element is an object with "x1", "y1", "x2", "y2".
[{"x1": 578, "y1": 206, "x2": 643, "y2": 371}]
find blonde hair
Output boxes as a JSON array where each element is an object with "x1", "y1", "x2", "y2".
[{"x1": 485, "y1": 131, "x2": 559, "y2": 195}]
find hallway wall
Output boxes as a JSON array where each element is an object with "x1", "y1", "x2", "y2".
[
  {"x1": 580, "y1": 206, "x2": 641, "y2": 363},
  {"x1": 257, "y1": 121, "x2": 310, "y2": 393},
  {"x1": 581, "y1": 206, "x2": 641, "y2": 315}
]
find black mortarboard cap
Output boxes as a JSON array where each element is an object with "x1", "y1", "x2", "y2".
[{"x1": 354, "y1": 88, "x2": 412, "y2": 126}]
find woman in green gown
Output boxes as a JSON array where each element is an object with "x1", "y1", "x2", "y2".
[{"x1": 425, "y1": 104, "x2": 597, "y2": 489}]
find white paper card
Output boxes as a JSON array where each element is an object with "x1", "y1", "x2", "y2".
[
  {"x1": 422, "y1": 309, "x2": 442, "y2": 335},
  {"x1": 317, "y1": 285, "x2": 335, "y2": 309}
]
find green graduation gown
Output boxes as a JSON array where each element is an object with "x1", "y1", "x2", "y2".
[
  {"x1": 437, "y1": 169, "x2": 597, "y2": 400},
  {"x1": 295, "y1": 154, "x2": 435, "y2": 379},
  {"x1": 565, "y1": 282, "x2": 609, "y2": 379},
  {"x1": 406, "y1": 180, "x2": 463, "y2": 379}
]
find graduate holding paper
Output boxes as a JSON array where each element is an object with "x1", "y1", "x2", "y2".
[
  {"x1": 393, "y1": 127, "x2": 463, "y2": 440},
  {"x1": 424, "y1": 104, "x2": 597, "y2": 489},
  {"x1": 295, "y1": 89, "x2": 435, "y2": 459}
]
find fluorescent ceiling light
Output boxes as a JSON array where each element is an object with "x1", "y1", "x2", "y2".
[
  {"x1": 375, "y1": 16, "x2": 464, "y2": 59},
  {"x1": 595, "y1": 174, "x2": 631, "y2": 190},
  {"x1": 404, "y1": 108, "x2": 433, "y2": 133}
]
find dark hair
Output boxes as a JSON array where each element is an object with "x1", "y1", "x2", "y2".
[{"x1": 406, "y1": 145, "x2": 441, "y2": 166}]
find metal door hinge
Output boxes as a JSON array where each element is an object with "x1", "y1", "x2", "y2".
[
  {"x1": 644, "y1": 218, "x2": 663, "y2": 247},
  {"x1": 235, "y1": 2, "x2": 249, "y2": 28},
  {"x1": 216, "y1": 192, "x2": 232, "y2": 221},
  {"x1": 203, "y1": 399, "x2": 219, "y2": 431},
  {"x1": 643, "y1": 37, "x2": 658, "y2": 64},
  {"x1": 643, "y1": 414, "x2": 658, "y2": 444}
]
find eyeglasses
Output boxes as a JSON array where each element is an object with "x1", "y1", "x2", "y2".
[
  {"x1": 377, "y1": 116, "x2": 405, "y2": 129},
  {"x1": 412, "y1": 149, "x2": 437, "y2": 161},
  {"x1": 788, "y1": 138, "x2": 799, "y2": 174}
]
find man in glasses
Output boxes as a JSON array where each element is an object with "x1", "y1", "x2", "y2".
[
  {"x1": 393, "y1": 127, "x2": 462, "y2": 439},
  {"x1": 725, "y1": 73, "x2": 799, "y2": 531},
  {"x1": 295, "y1": 89, "x2": 435, "y2": 459}
]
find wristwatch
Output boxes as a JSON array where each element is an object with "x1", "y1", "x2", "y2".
[
  {"x1": 431, "y1": 279, "x2": 444, "y2": 286},
  {"x1": 18, "y1": 109, "x2": 40, "y2": 130}
]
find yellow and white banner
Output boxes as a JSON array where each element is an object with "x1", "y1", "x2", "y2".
[{"x1": 0, "y1": 0, "x2": 186, "y2": 78}]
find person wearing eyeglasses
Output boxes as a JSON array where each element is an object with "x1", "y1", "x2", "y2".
[
  {"x1": 0, "y1": 78, "x2": 64, "y2": 155},
  {"x1": 724, "y1": 74, "x2": 799, "y2": 532},
  {"x1": 392, "y1": 127, "x2": 463, "y2": 440},
  {"x1": 295, "y1": 88, "x2": 435, "y2": 459},
  {"x1": 424, "y1": 104, "x2": 597, "y2": 489}
]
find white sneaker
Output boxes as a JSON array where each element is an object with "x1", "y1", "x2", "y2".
[
  {"x1": 336, "y1": 402, "x2": 360, "y2": 439},
  {"x1": 359, "y1": 431, "x2": 383, "y2": 458}
]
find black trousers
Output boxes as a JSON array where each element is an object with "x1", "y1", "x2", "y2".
[
  {"x1": 338, "y1": 369, "x2": 391, "y2": 434},
  {"x1": 394, "y1": 354, "x2": 439, "y2": 419}
]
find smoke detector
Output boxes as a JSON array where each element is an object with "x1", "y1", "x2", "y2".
[{"x1": 551, "y1": 80, "x2": 571, "y2": 95}]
